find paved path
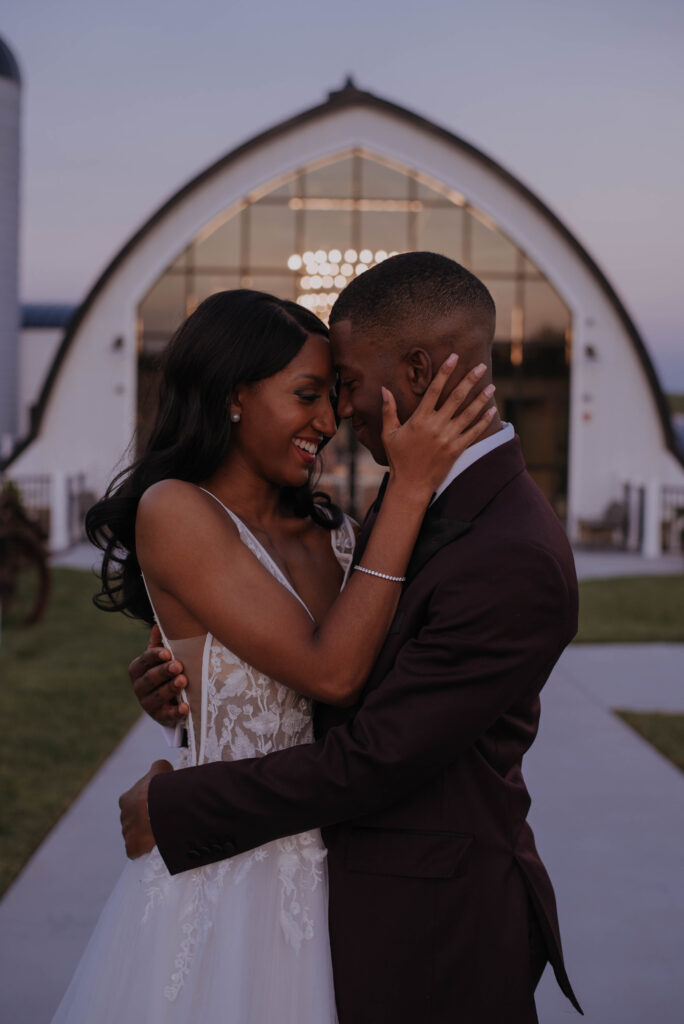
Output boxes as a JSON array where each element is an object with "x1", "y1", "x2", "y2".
[
  {"x1": 1, "y1": 643, "x2": 682, "y2": 1023},
  {"x1": 530, "y1": 646, "x2": 684, "y2": 1023},
  {"x1": 571, "y1": 549, "x2": 684, "y2": 579},
  {"x1": 0, "y1": 716, "x2": 169, "y2": 1024}
]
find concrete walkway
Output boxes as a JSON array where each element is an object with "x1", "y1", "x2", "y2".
[
  {"x1": 572, "y1": 548, "x2": 684, "y2": 579},
  {"x1": 1, "y1": 643, "x2": 682, "y2": 1023},
  {"x1": 529, "y1": 646, "x2": 684, "y2": 1023},
  {"x1": 0, "y1": 716, "x2": 170, "y2": 1024}
]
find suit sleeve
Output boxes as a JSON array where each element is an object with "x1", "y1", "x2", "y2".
[{"x1": 149, "y1": 540, "x2": 577, "y2": 874}]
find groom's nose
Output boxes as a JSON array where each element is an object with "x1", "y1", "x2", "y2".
[{"x1": 335, "y1": 389, "x2": 353, "y2": 420}]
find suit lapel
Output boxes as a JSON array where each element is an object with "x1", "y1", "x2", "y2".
[
  {"x1": 405, "y1": 511, "x2": 471, "y2": 583},
  {"x1": 350, "y1": 436, "x2": 526, "y2": 586}
]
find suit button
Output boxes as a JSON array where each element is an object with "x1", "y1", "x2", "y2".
[
  {"x1": 188, "y1": 848, "x2": 201, "y2": 860},
  {"x1": 209, "y1": 843, "x2": 223, "y2": 855},
  {"x1": 197, "y1": 844, "x2": 210, "y2": 856},
  {"x1": 222, "y1": 840, "x2": 236, "y2": 857}
]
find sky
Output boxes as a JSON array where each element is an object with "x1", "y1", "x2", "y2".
[{"x1": 4, "y1": 0, "x2": 684, "y2": 388}]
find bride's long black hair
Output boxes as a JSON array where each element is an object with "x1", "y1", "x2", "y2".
[{"x1": 86, "y1": 289, "x2": 342, "y2": 624}]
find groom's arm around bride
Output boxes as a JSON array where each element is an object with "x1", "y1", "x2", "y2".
[
  {"x1": 135, "y1": 436, "x2": 582, "y2": 1024},
  {"x1": 123, "y1": 252, "x2": 583, "y2": 1023}
]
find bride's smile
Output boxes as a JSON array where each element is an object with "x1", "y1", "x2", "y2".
[{"x1": 227, "y1": 331, "x2": 337, "y2": 490}]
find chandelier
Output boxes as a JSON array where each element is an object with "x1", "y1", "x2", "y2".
[{"x1": 288, "y1": 248, "x2": 399, "y2": 322}]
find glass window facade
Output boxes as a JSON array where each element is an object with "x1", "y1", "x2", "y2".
[{"x1": 138, "y1": 151, "x2": 571, "y2": 517}]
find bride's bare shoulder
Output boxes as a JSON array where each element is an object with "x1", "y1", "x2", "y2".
[
  {"x1": 139, "y1": 478, "x2": 200, "y2": 515},
  {"x1": 137, "y1": 480, "x2": 237, "y2": 538}
]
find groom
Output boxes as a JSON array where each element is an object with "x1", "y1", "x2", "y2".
[{"x1": 122, "y1": 252, "x2": 582, "y2": 1022}]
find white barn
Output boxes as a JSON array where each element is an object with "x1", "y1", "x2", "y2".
[{"x1": 3, "y1": 71, "x2": 684, "y2": 553}]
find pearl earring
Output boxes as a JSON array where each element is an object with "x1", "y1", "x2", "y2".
[{"x1": 231, "y1": 412, "x2": 241, "y2": 423}]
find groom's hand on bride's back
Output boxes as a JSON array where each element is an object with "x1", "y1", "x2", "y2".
[{"x1": 128, "y1": 625, "x2": 189, "y2": 727}]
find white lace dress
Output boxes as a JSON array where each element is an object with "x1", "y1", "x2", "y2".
[{"x1": 51, "y1": 502, "x2": 355, "y2": 1024}]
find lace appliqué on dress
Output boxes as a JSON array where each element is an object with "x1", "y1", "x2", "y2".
[
  {"x1": 141, "y1": 513, "x2": 354, "y2": 1002},
  {"x1": 277, "y1": 833, "x2": 328, "y2": 953},
  {"x1": 142, "y1": 830, "x2": 327, "y2": 1002}
]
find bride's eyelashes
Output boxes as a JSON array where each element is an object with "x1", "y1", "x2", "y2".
[{"x1": 295, "y1": 390, "x2": 321, "y2": 403}]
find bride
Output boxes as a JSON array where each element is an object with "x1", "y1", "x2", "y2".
[{"x1": 52, "y1": 289, "x2": 494, "y2": 1023}]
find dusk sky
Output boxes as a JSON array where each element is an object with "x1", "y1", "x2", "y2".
[{"x1": 4, "y1": 0, "x2": 683, "y2": 387}]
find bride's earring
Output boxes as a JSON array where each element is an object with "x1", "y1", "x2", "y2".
[{"x1": 231, "y1": 412, "x2": 241, "y2": 423}]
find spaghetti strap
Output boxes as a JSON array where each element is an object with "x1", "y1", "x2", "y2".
[
  {"x1": 199, "y1": 487, "x2": 245, "y2": 531},
  {"x1": 199, "y1": 487, "x2": 316, "y2": 621},
  {"x1": 140, "y1": 571, "x2": 174, "y2": 654}
]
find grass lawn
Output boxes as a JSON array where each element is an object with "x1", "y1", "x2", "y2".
[
  {"x1": 1, "y1": 566, "x2": 682, "y2": 896},
  {"x1": 616, "y1": 711, "x2": 684, "y2": 773},
  {"x1": 576, "y1": 575, "x2": 684, "y2": 643},
  {"x1": 0, "y1": 567, "x2": 147, "y2": 896}
]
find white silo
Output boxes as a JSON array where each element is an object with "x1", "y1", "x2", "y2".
[{"x1": 0, "y1": 36, "x2": 21, "y2": 456}]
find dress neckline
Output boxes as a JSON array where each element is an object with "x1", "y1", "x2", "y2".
[{"x1": 199, "y1": 487, "x2": 317, "y2": 622}]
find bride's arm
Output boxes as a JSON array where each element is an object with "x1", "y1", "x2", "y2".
[{"x1": 136, "y1": 359, "x2": 495, "y2": 706}]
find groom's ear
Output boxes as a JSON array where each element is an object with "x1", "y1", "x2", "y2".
[{"x1": 404, "y1": 347, "x2": 433, "y2": 396}]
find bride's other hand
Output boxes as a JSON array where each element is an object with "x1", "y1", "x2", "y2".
[
  {"x1": 119, "y1": 760, "x2": 173, "y2": 858},
  {"x1": 381, "y1": 354, "x2": 496, "y2": 495},
  {"x1": 128, "y1": 625, "x2": 189, "y2": 727}
]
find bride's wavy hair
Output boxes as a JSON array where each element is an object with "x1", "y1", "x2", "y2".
[{"x1": 86, "y1": 289, "x2": 342, "y2": 624}]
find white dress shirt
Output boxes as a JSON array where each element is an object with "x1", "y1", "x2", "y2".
[{"x1": 430, "y1": 421, "x2": 514, "y2": 505}]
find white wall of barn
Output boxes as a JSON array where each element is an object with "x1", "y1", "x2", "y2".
[{"x1": 8, "y1": 102, "x2": 684, "y2": 550}]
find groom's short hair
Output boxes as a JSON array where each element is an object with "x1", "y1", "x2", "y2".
[{"x1": 329, "y1": 251, "x2": 496, "y2": 342}]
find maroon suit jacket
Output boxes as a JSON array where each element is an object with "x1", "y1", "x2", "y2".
[{"x1": 149, "y1": 437, "x2": 582, "y2": 1023}]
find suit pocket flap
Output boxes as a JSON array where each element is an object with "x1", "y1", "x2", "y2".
[{"x1": 345, "y1": 827, "x2": 473, "y2": 879}]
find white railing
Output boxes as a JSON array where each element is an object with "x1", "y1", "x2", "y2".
[
  {"x1": 6, "y1": 472, "x2": 96, "y2": 552},
  {"x1": 662, "y1": 486, "x2": 684, "y2": 554}
]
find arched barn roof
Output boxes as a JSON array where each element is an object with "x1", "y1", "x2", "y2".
[{"x1": 4, "y1": 80, "x2": 681, "y2": 469}]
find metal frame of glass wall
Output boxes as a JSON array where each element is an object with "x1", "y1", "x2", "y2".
[{"x1": 137, "y1": 150, "x2": 571, "y2": 517}]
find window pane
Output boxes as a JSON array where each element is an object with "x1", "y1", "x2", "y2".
[
  {"x1": 521, "y1": 256, "x2": 543, "y2": 279},
  {"x1": 524, "y1": 279, "x2": 570, "y2": 340},
  {"x1": 416, "y1": 205, "x2": 464, "y2": 260},
  {"x1": 415, "y1": 179, "x2": 450, "y2": 202},
  {"x1": 247, "y1": 274, "x2": 297, "y2": 301},
  {"x1": 360, "y1": 158, "x2": 410, "y2": 199},
  {"x1": 359, "y1": 210, "x2": 409, "y2": 255},
  {"x1": 483, "y1": 279, "x2": 516, "y2": 342},
  {"x1": 264, "y1": 177, "x2": 301, "y2": 200},
  {"x1": 302, "y1": 210, "x2": 353, "y2": 254},
  {"x1": 139, "y1": 272, "x2": 186, "y2": 338},
  {"x1": 250, "y1": 202, "x2": 297, "y2": 270},
  {"x1": 522, "y1": 341, "x2": 568, "y2": 377},
  {"x1": 168, "y1": 249, "x2": 187, "y2": 272},
  {"x1": 195, "y1": 212, "x2": 241, "y2": 269},
  {"x1": 304, "y1": 158, "x2": 355, "y2": 198},
  {"x1": 193, "y1": 273, "x2": 241, "y2": 305},
  {"x1": 470, "y1": 217, "x2": 518, "y2": 274}
]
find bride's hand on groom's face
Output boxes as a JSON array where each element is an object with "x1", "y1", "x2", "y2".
[
  {"x1": 128, "y1": 625, "x2": 189, "y2": 727},
  {"x1": 119, "y1": 760, "x2": 172, "y2": 858},
  {"x1": 380, "y1": 355, "x2": 496, "y2": 496}
]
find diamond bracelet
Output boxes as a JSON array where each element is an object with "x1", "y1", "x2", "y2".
[{"x1": 353, "y1": 565, "x2": 406, "y2": 584}]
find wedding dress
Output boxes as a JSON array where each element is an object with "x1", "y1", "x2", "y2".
[{"x1": 51, "y1": 496, "x2": 355, "y2": 1023}]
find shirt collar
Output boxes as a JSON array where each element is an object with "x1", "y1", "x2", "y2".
[{"x1": 430, "y1": 422, "x2": 515, "y2": 505}]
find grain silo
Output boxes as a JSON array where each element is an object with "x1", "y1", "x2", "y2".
[{"x1": 0, "y1": 36, "x2": 21, "y2": 455}]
